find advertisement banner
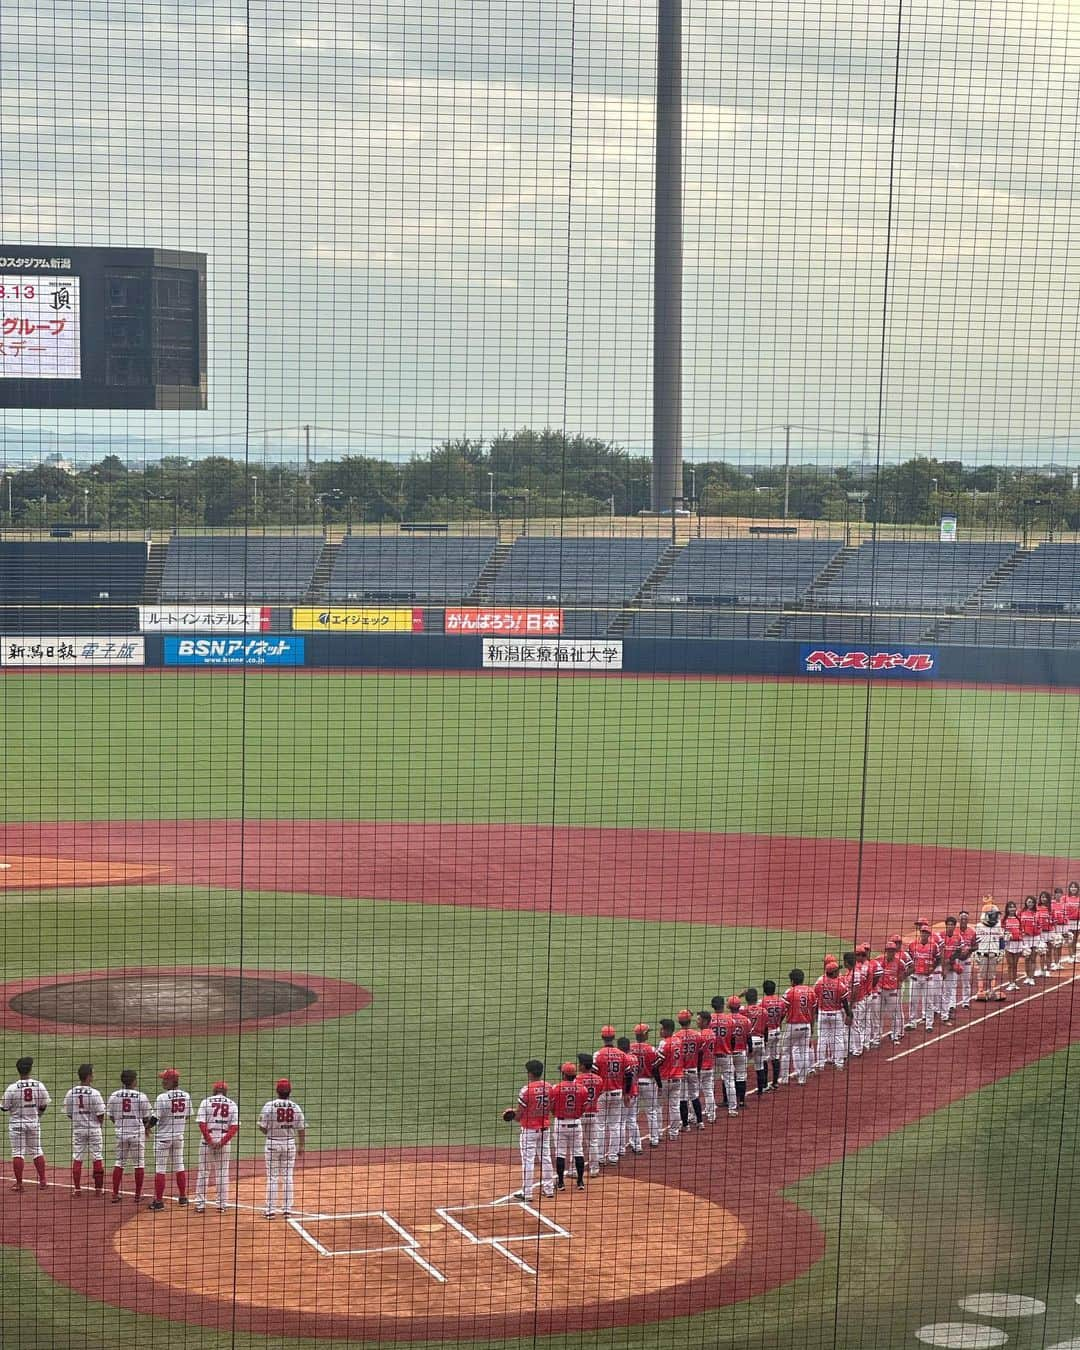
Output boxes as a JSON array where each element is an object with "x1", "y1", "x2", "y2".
[
  {"x1": 139, "y1": 605, "x2": 271, "y2": 633},
  {"x1": 1, "y1": 636, "x2": 144, "y2": 666},
  {"x1": 800, "y1": 645, "x2": 938, "y2": 678},
  {"x1": 482, "y1": 638, "x2": 623, "y2": 670},
  {"x1": 163, "y1": 636, "x2": 305, "y2": 667},
  {"x1": 445, "y1": 607, "x2": 563, "y2": 636},
  {"x1": 939, "y1": 514, "x2": 958, "y2": 542},
  {"x1": 291, "y1": 607, "x2": 424, "y2": 633}
]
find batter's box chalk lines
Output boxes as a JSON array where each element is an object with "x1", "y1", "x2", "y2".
[
  {"x1": 436, "y1": 1199, "x2": 571, "y2": 1279},
  {"x1": 287, "y1": 1208, "x2": 446, "y2": 1283},
  {"x1": 887, "y1": 965, "x2": 1079, "y2": 1063}
]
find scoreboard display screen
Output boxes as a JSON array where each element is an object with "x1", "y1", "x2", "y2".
[{"x1": 0, "y1": 246, "x2": 206, "y2": 409}]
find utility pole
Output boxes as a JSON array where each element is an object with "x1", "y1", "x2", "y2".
[
  {"x1": 651, "y1": 0, "x2": 683, "y2": 513},
  {"x1": 304, "y1": 424, "x2": 312, "y2": 481}
]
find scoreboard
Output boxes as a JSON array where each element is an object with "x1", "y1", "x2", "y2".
[{"x1": 0, "y1": 246, "x2": 206, "y2": 409}]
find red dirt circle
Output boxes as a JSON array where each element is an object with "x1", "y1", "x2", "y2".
[{"x1": 0, "y1": 967, "x2": 372, "y2": 1038}]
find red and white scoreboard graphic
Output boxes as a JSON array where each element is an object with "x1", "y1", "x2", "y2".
[{"x1": 444, "y1": 607, "x2": 564, "y2": 636}]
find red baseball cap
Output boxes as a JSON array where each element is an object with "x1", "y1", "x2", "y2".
[
  {"x1": 275, "y1": 1078, "x2": 291, "y2": 1093},
  {"x1": 560, "y1": 1062, "x2": 576, "y2": 1077},
  {"x1": 824, "y1": 962, "x2": 839, "y2": 975},
  {"x1": 600, "y1": 1025, "x2": 616, "y2": 1038},
  {"x1": 884, "y1": 942, "x2": 898, "y2": 952},
  {"x1": 212, "y1": 1081, "x2": 228, "y2": 1094},
  {"x1": 633, "y1": 1023, "x2": 650, "y2": 1036},
  {"x1": 159, "y1": 1068, "x2": 179, "y2": 1080},
  {"x1": 727, "y1": 997, "x2": 742, "y2": 1011},
  {"x1": 919, "y1": 921, "x2": 932, "y2": 932},
  {"x1": 823, "y1": 953, "x2": 837, "y2": 966},
  {"x1": 915, "y1": 917, "x2": 930, "y2": 928},
  {"x1": 677, "y1": 1009, "x2": 693, "y2": 1022}
]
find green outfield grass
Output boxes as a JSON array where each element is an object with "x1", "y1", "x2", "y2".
[{"x1": 0, "y1": 673, "x2": 1078, "y2": 853}]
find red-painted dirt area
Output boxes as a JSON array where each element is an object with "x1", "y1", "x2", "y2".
[
  {"x1": 0, "y1": 967, "x2": 372, "y2": 1039},
  {"x1": 3, "y1": 819, "x2": 1078, "y2": 944},
  {"x1": 4, "y1": 974, "x2": 1080, "y2": 1343}
]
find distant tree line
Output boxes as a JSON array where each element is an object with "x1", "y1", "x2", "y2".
[{"x1": 2, "y1": 430, "x2": 1077, "y2": 532}]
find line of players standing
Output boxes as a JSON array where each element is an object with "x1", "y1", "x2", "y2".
[
  {"x1": 1, "y1": 1058, "x2": 309, "y2": 1218},
  {"x1": 509, "y1": 896, "x2": 1080, "y2": 1201}
]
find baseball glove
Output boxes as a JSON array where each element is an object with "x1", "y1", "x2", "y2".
[
  {"x1": 144, "y1": 1115, "x2": 158, "y2": 1132},
  {"x1": 501, "y1": 1108, "x2": 517, "y2": 1123}
]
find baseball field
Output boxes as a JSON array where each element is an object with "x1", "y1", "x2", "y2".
[{"x1": 2, "y1": 670, "x2": 1080, "y2": 1350}]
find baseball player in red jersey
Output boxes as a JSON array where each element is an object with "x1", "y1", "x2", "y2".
[
  {"x1": 739, "y1": 990, "x2": 769, "y2": 1096},
  {"x1": 656, "y1": 1019, "x2": 685, "y2": 1139},
  {"x1": 575, "y1": 1052, "x2": 604, "y2": 1175},
  {"x1": 726, "y1": 998, "x2": 752, "y2": 1107},
  {"x1": 861, "y1": 944, "x2": 883, "y2": 1048},
  {"x1": 909, "y1": 923, "x2": 941, "y2": 1029},
  {"x1": 550, "y1": 1064, "x2": 588, "y2": 1191},
  {"x1": 876, "y1": 943, "x2": 905, "y2": 1042},
  {"x1": 708, "y1": 1002, "x2": 738, "y2": 1117},
  {"x1": 630, "y1": 1024, "x2": 663, "y2": 1145},
  {"x1": 695, "y1": 1012, "x2": 718, "y2": 1122},
  {"x1": 593, "y1": 1027, "x2": 634, "y2": 1165},
  {"x1": 813, "y1": 961, "x2": 849, "y2": 1070},
  {"x1": 616, "y1": 1037, "x2": 643, "y2": 1154},
  {"x1": 782, "y1": 970, "x2": 816, "y2": 1084},
  {"x1": 675, "y1": 1011, "x2": 704, "y2": 1130},
  {"x1": 845, "y1": 948, "x2": 872, "y2": 1055},
  {"x1": 939, "y1": 917, "x2": 964, "y2": 1021},
  {"x1": 511, "y1": 1060, "x2": 554, "y2": 1200},
  {"x1": 955, "y1": 909, "x2": 977, "y2": 1005},
  {"x1": 759, "y1": 981, "x2": 787, "y2": 1088},
  {"x1": 2, "y1": 1056, "x2": 50, "y2": 1191}
]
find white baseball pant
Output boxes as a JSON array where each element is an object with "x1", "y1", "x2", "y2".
[
  {"x1": 849, "y1": 1000, "x2": 868, "y2": 1054},
  {"x1": 715, "y1": 1054, "x2": 737, "y2": 1113},
  {"x1": 154, "y1": 1137, "x2": 185, "y2": 1174},
  {"x1": 71, "y1": 1126, "x2": 103, "y2": 1163},
  {"x1": 196, "y1": 1140, "x2": 232, "y2": 1209},
  {"x1": 957, "y1": 960, "x2": 973, "y2": 1006},
  {"x1": 879, "y1": 990, "x2": 904, "y2": 1042},
  {"x1": 928, "y1": 972, "x2": 944, "y2": 1023},
  {"x1": 264, "y1": 1140, "x2": 298, "y2": 1214},
  {"x1": 816, "y1": 1010, "x2": 846, "y2": 1068},
  {"x1": 698, "y1": 1068, "x2": 716, "y2": 1121},
  {"x1": 682, "y1": 1068, "x2": 700, "y2": 1109},
  {"x1": 113, "y1": 1134, "x2": 145, "y2": 1168},
  {"x1": 620, "y1": 1096, "x2": 641, "y2": 1151},
  {"x1": 661, "y1": 1079, "x2": 683, "y2": 1138},
  {"x1": 909, "y1": 975, "x2": 936, "y2": 1028},
  {"x1": 941, "y1": 969, "x2": 957, "y2": 1015},
  {"x1": 517, "y1": 1126, "x2": 553, "y2": 1197},
  {"x1": 582, "y1": 1115, "x2": 602, "y2": 1173},
  {"x1": 787, "y1": 1025, "x2": 813, "y2": 1083},
  {"x1": 553, "y1": 1119, "x2": 584, "y2": 1161},
  {"x1": 868, "y1": 993, "x2": 882, "y2": 1045},
  {"x1": 636, "y1": 1079, "x2": 661, "y2": 1143},
  {"x1": 8, "y1": 1121, "x2": 42, "y2": 1159},
  {"x1": 597, "y1": 1090, "x2": 623, "y2": 1163}
]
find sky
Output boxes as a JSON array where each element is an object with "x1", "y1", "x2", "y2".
[{"x1": 0, "y1": 0, "x2": 1077, "y2": 469}]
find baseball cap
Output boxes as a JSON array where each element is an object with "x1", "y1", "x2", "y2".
[
  {"x1": 677, "y1": 1009, "x2": 693, "y2": 1022},
  {"x1": 824, "y1": 962, "x2": 839, "y2": 974},
  {"x1": 159, "y1": 1067, "x2": 179, "y2": 1080},
  {"x1": 560, "y1": 1062, "x2": 576, "y2": 1077},
  {"x1": 275, "y1": 1078, "x2": 291, "y2": 1093},
  {"x1": 727, "y1": 996, "x2": 742, "y2": 1011},
  {"x1": 915, "y1": 916, "x2": 930, "y2": 928},
  {"x1": 823, "y1": 954, "x2": 837, "y2": 967},
  {"x1": 919, "y1": 921, "x2": 932, "y2": 932},
  {"x1": 633, "y1": 1023, "x2": 650, "y2": 1036},
  {"x1": 600, "y1": 1025, "x2": 616, "y2": 1038},
  {"x1": 885, "y1": 942, "x2": 898, "y2": 952},
  {"x1": 212, "y1": 1081, "x2": 228, "y2": 1094}
]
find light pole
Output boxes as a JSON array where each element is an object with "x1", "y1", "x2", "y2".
[
  {"x1": 488, "y1": 472, "x2": 494, "y2": 516},
  {"x1": 83, "y1": 486, "x2": 89, "y2": 525},
  {"x1": 250, "y1": 476, "x2": 258, "y2": 519},
  {"x1": 782, "y1": 423, "x2": 792, "y2": 521}
]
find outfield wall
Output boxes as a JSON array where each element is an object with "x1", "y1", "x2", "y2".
[{"x1": 127, "y1": 633, "x2": 1080, "y2": 687}]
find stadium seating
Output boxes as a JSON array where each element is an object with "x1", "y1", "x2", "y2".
[
  {"x1": 327, "y1": 536, "x2": 498, "y2": 602},
  {"x1": 979, "y1": 544, "x2": 1080, "y2": 612},
  {"x1": 809, "y1": 541, "x2": 1017, "y2": 609},
  {"x1": 935, "y1": 616, "x2": 1080, "y2": 649},
  {"x1": 655, "y1": 539, "x2": 844, "y2": 605},
  {"x1": 0, "y1": 541, "x2": 147, "y2": 603},
  {"x1": 488, "y1": 538, "x2": 667, "y2": 603},
  {"x1": 769, "y1": 614, "x2": 934, "y2": 644},
  {"x1": 625, "y1": 609, "x2": 776, "y2": 639},
  {"x1": 159, "y1": 537, "x2": 322, "y2": 601}
]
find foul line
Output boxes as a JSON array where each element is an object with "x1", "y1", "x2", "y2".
[{"x1": 886, "y1": 967, "x2": 1080, "y2": 1062}]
